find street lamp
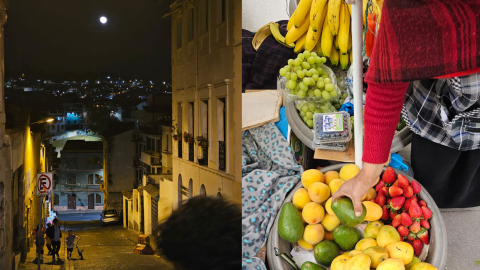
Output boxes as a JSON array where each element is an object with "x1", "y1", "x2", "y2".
[{"x1": 31, "y1": 118, "x2": 54, "y2": 125}]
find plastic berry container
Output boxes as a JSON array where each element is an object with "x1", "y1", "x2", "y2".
[{"x1": 312, "y1": 111, "x2": 352, "y2": 146}]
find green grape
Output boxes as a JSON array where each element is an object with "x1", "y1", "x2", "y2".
[
  {"x1": 279, "y1": 68, "x2": 287, "y2": 76},
  {"x1": 303, "y1": 50, "x2": 311, "y2": 58},
  {"x1": 308, "y1": 103, "x2": 316, "y2": 111},
  {"x1": 302, "y1": 105, "x2": 309, "y2": 112},
  {"x1": 315, "y1": 56, "x2": 322, "y2": 64},
  {"x1": 342, "y1": 93, "x2": 348, "y2": 99},
  {"x1": 317, "y1": 77, "x2": 324, "y2": 82},
  {"x1": 307, "y1": 120, "x2": 314, "y2": 128},
  {"x1": 291, "y1": 73, "x2": 298, "y2": 81},
  {"x1": 290, "y1": 90, "x2": 296, "y2": 95},
  {"x1": 314, "y1": 89, "x2": 322, "y2": 97},
  {"x1": 307, "y1": 90, "x2": 315, "y2": 97},
  {"x1": 325, "y1": 83, "x2": 334, "y2": 92},
  {"x1": 306, "y1": 112, "x2": 313, "y2": 120},
  {"x1": 312, "y1": 74, "x2": 319, "y2": 81},
  {"x1": 322, "y1": 90, "x2": 331, "y2": 100},
  {"x1": 286, "y1": 79, "x2": 297, "y2": 90},
  {"x1": 288, "y1": 59, "x2": 294, "y2": 66},
  {"x1": 311, "y1": 52, "x2": 317, "y2": 57},
  {"x1": 303, "y1": 68, "x2": 309, "y2": 73},
  {"x1": 307, "y1": 57, "x2": 316, "y2": 65},
  {"x1": 298, "y1": 53, "x2": 305, "y2": 61},
  {"x1": 297, "y1": 70, "x2": 305, "y2": 79},
  {"x1": 324, "y1": 78, "x2": 332, "y2": 84},
  {"x1": 306, "y1": 70, "x2": 313, "y2": 77},
  {"x1": 311, "y1": 64, "x2": 317, "y2": 69},
  {"x1": 285, "y1": 65, "x2": 290, "y2": 70},
  {"x1": 311, "y1": 68, "x2": 319, "y2": 76},
  {"x1": 330, "y1": 90, "x2": 337, "y2": 98},
  {"x1": 322, "y1": 74, "x2": 329, "y2": 79},
  {"x1": 298, "y1": 91, "x2": 306, "y2": 98},
  {"x1": 321, "y1": 57, "x2": 327, "y2": 63},
  {"x1": 315, "y1": 109, "x2": 322, "y2": 114},
  {"x1": 296, "y1": 103, "x2": 302, "y2": 110},
  {"x1": 334, "y1": 104, "x2": 341, "y2": 110},
  {"x1": 303, "y1": 116, "x2": 308, "y2": 123},
  {"x1": 294, "y1": 66, "x2": 302, "y2": 72},
  {"x1": 340, "y1": 98, "x2": 345, "y2": 104},
  {"x1": 303, "y1": 77, "x2": 310, "y2": 85},
  {"x1": 299, "y1": 82, "x2": 308, "y2": 91},
  {"x1": 317, "y1": 81, "x2": 325, "y2": 89},
  {"x1": 310, "y1": 78, "x2": 316, "y2": 85},
  {"x1": 302, "y1": 62, "x2": 310, "y2": 69},
  {"x1": 300, "y1": 110, "x2": 306, "y2": 117},
  {"x1": 285, "y1": 72, "x2": 291, "y2": 80},
  {"x1": 294, "y1": 58, "x2": 302, "y2": 66}
]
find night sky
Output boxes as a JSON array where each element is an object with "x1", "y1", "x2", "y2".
[{"x1": 5, "y1": 0, "x2": 173, "y2": 83}]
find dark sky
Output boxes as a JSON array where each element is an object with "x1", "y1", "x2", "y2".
[{"x1": 5, "y1": 0, "x2": 173, "y2": 83}]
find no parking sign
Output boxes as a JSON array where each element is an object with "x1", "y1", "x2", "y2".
[{"x1": 37, "y1": 173, "x2": 53, "y2": 195}]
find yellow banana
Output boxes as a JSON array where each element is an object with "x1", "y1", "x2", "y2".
[
  {"x1": 306, "y1": 5, "x2": 327, "y2": 51},
  {"x1": 294, "y1": 33, "x2": 308, "y2": 53},
  {"x1": 294, "y1": 0, "x2": 314, "y2": 28},
  {"x1": 270, "y1": 22, "x2": 295, "y2": 48},
  {"x1": 327, "y1": 0, "x2": 341, "y2": 36},
  {"x1": 334, "y1": 36, "x2": 339, "y2": 49},
  {"x1": 310, "y1": 0, "x2": 328, "y2": 32},
  {"x1": 320, "y1": 14, "x2": 333, "y2": 57},
  {"x1": 285, "y1": 12, "x2": 311, "y2": 44},
  {"x1": 316, "y1": 40, "x2": 324, "y2": 56},
  {"x1": 330, "y1": 47, "x2": 340, "y2": 66},
  {"x1": 348, "y1": 23, "x2": 352, "y2": 52},
  {"x1": 338, "y1": 1, "x2": 350, "y2": 54},
  {"x1": 287, "y1": 9, "x2": 296, "y2": 31},
  {"x1": 252, "y1": 24, "x2": 271, "y2": 51},
  {"x1": 350, "y1": 50, "x2": 352, "y2": 63},
  {"x1": 340, "y1": 53, "x2": 349, "y2": 70}
]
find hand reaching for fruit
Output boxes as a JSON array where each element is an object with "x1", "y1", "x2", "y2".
[{"x1": 332, "y1": 163, "x2": 384, "y2": 217}]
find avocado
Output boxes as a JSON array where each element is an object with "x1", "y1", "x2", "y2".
[
  {"x1": 331, "y1": 197, "x2": 366, "y2": 227},
  {"x1": 301, "y1": 261, "x2": 327, "y2": 270},
  {"x1": 333, "y1": 224, "x2": 361, "y2": 250},
  {"x1": 278, "y1": 202, "x2": 304, "y2": 243},
  {"x1": 313, "y1": 240, "x2": 340, "y2": 265}
]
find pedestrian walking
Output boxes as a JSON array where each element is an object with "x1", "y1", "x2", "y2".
[
  {"x1": 45, "y1": 223, "x2": 53, "y2": 256},
  {"x1": 46, "y1": 218, "x2": 62, "y2": 264},
  {"x1": 65, "y1": 230, "x2": 80, "y2": 260},
  {"x1": 34, "y1": 225, "x2": 45, "y2": 263}
]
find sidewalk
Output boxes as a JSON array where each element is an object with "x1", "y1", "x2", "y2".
[{"x1": 18, "y1": 222, "x2": 67, "y2": 270}]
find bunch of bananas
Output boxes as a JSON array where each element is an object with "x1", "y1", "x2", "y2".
[{"x1": 285, "y1": 0, "x2": 353, "y2": 70}]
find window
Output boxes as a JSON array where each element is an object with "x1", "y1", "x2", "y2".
[
  {"x1": 221, "y1": 0, "x2": 226, "y2": 22},
  {"x1": 54, "y1": 194, "x2": 59, "y2": 205},
  {"x1": 67, "y1": 174, "x2": 76, "y2": 185},
  {"x1": 96, "y1": 194, "x2": 101, "y2": 203},
  {"x1": 217, "y1": 0, "x2": 226, "y2": 25},
  {"x1": 188, "y1": 102, "x2": 194, "y2": 135},
  {"x1": 95, "y1": 156, "x2": 101, "y2": 164},
  {"x1": 217, "y1": 192, "x2": 222, "y2": 198},
  {"x1": 74, "y1": 120, "x2": 77, "y2": 124},
  {"x1": 178, "y1": 175, "x2": 183, "y2": 205},
  {"x1": 203, "y1": 0, "x2": 209, "y2": 33},
  {"x1": 217, "y1": 98, "x2": 226, "y2": 142},
  {"x1": 67, "y1": 121, "x2": 71, "y2": 124},
  {"x1": 88, "y1": 157, "x2": 94, "y2": 164},
  {"x1": 176, "y1": 17, "x2": 182, "y2": 49},
  {"x1": 188, "y1": 9, "x2": 194, "y2": 41},
  {"x1": 188, "y1": 179, "x2": 193, "y2": 198},
  {"x1": 201, "y1": 100, "x2": 208, "y2": 139},
  {"x1": 88, "y1": 174, "x2": 93, "y2": 185},
  {"x1": 200, "y1": 184, "x2": 206, "y2": 196},
  {"x1": 95, "y1": 174, "x2": 101, "y2": 184}
]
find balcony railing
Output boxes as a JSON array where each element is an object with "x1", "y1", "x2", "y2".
[
  {"x1": 151, "y1": 157, "x2": 161, "y2": 165},
  {"x1": 219, "y1": 141, "x2": 226, "y2": 171}
]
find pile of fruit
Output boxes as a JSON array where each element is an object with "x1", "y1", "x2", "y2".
[
  {"x1": 277, "y1": 165, "x2": 438, "y2": 270},
  {"x1": 286, "y1": 0, "x2": 353, "y2": 70}
]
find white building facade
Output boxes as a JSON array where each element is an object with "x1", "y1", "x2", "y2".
[{"x1": 169, "y1": 0, "x2": 242, "y2": 209}]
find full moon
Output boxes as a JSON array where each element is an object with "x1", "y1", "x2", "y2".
[{"x1": 100, "y1": 16, "x2": 107, "y2": 24}]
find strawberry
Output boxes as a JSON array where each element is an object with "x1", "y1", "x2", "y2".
[
  {"x1": 407, "y1": 233, "x2": 416, "y2": 242},
  {"x1": 404, "y1": 196, "x2": 415, "y2": 213},
  {"x1": 391, "y1": 214, "x2": 402, "y2": 228},
  {"x1": 419, "y1": 200, "x2": 427, "y2": 207},
  {"x1": 382, "y1": 167, "x2": 396, "y2": 184},
  {"x1": 389, "y1": 209, "x2": 397, "y2": 220},
  {"x1": 409, "y1": 200, "x2": 423, "y2": 219},
  {"x1": 375, "y1": 181, "x2": 386, "y2": 192},
  {"x1": 403, "y1": 186, "x2": 414, "y2": 198},
  {"x1": 411, "y1": 180, "x2": 422, "y2": 194},
  {"x1": 401, "y1": 212, "x2": 413, "y2": 227},
  {"x1": 420, "y1": 219, "x2": 430, "y2": 230},
  {"x1": 389, "y1": 196, "x2": 405, "y2": 211},
  {"x1": 412, "y1": 239, "x2": 423, "y2": 256},
  {"x1": 389, "y1": 186, "x2": 403, "y2": 197},
  {"x1": 381, "y1": 205, "x2": 389, "y2": 220},
  {"x1": 397, "y1": 225, "x2": 409, "y2": 237},
  {"x1": 392, "y1": 180, "x2": 399, "y2": 186},
  {"x1": 375, "y1": 192, "x2": 386, "y2": 207},
  {"x1": 417, "y1": 228, "x2": 429, "y2": 245},
  {"x1": 410, "y1": 220, "x2": 421, "y2": 234},
  {"x1": 382, "y1": 187, "x2": 390, "y2": 197},
  {"x1": 421, "y1": 206, "x2": 433, "y2": 220},
  {"x1": 397, "y1": 174, "x2": 410, "y2": 188}
]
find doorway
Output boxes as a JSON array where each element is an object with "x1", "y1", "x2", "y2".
[
  {"x1": 68, "y1": 194, "x2": 76, "y2": 209},
  {"x1": 88, "y1": 194, "x2": 94, "y2": 209}
]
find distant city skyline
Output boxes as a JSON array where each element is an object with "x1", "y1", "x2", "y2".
[{"x1": 4, "y1": 0, "x2": 173, "y2": 84}]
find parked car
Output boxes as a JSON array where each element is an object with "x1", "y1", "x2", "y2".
[{"x1": 100, "y1": 209, "x2": 120, "y2": 226}]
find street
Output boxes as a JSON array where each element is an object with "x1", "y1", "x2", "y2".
[{"x1": 21, "y1": 212, "x2": 174, "y2": 270}]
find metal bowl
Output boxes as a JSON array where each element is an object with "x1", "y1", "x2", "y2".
[{"x1": 266, "y1": 164, "x2": 447, "y2": 270}]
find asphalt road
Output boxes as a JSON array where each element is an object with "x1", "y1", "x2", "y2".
[{"x1": 56, "y1": 212, "x2": 103, "y2": 222}]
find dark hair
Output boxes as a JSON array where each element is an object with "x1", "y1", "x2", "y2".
[
  {"x1": 53, "y1": 218, "x2": 58, "y2": 224},
  {"x1": 68, "y1": 230, "x2": 72, "y2": 232},
  {"x1": 155, "y1": 196, "x2": 241, "y2": 270}
]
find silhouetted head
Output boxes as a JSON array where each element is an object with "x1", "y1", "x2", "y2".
[{"x1": 155, "y1": 196, "x2": 241, "y2": 270}]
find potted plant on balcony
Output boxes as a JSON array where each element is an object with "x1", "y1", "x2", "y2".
[
  {"x1": 183, "y1": 132, "x2": 191, "y2": 143},
  {"x1": 196, "y1": 135, "x2": 208, "y2": 148}
]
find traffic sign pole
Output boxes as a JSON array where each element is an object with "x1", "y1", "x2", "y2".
[{"x1": 38, "y1": 194, "x2": 42, "y2": 270}]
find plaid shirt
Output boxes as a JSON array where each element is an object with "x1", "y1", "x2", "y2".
[
  {"x1": 242, "y1": 21, "x2": 297, "y2": 91},
  {"x1": 402, "y1": 73, "x2": 480, "y2": 150}
]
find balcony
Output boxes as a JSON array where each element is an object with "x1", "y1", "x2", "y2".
[
  {"x1": 141, "y1": 150, "x2": 161, "y2": 166},
  {"x1": 219, "y1": 141, "x2": 226, "y2": 171}
]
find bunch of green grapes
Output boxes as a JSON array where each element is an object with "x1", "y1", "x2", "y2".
[
  {"x1": 279, "y1": 50, "x2": 337, "y2": 100},
  {"x1": 295, "y1": 100, "x2": 337, "y2": 128}
]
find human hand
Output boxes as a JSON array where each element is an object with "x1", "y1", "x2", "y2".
[{"x1": 332, "y1": 163, "x2": 383, "y2": 217}]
